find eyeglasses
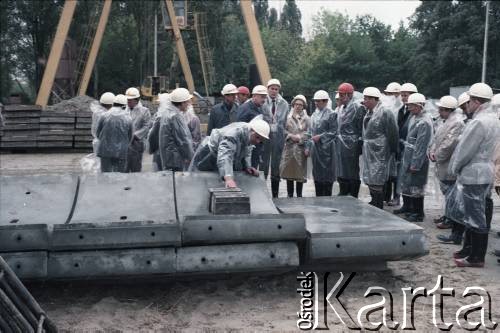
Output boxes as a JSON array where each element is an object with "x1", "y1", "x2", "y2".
[{"x1": 294, "y1": 103, "x2": 304, "y2": 107}]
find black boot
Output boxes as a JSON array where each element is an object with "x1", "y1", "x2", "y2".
[
  {"x1": 324, "y1": 182, "x2": 333, "y2": 197},
  {"x1": 454, "y1": 228, "x2": 472, "y2": 259},
  {"x1": 394, "y1": 195, "x2": 411, "y2": 215},
  {"x1": 455, "y1": 231, "x2": 487, "y2": 267},
  {"x1": 338, "y1": 178, "x2": 350, "y2": 196},
  {"x1": 486, "y1": 197, "x2": 493, "y2": 228},
  {"x1": 407, "y1": 197, "x2": 424, "y2": 222},
  {"x1": 369, "y1": 190, "x2": 384, "y2": 209},
  {"x1": 271, "y1": 178, "x2": 280, "y2": 198},
  {"x1": 286, "y1": 180, "x2": 294, "y2": 198},
  {"x1": 296, "y1": 182, "x2": 303, "y2": 197},
  {"x1": 436, "y1": 221, "x2": 463, "y2": 244},
  {"x1": 350, "y1": 180, "x2": 361, "y2": 198},
  {"x1": 384, "y1": 180, "x2": 392, "y2": 203}
]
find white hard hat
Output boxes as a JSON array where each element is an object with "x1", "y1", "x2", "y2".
[
  {"x1": 468, "y1": 82, "x2": 493, "y2": 99},
  {"x1": 292, "y1": 94, "x2": 307, "y2": 105},
  {"x1": 436, "y1": 95, "x2": 458, "y2": 109},
  {"x1": 249, "y1": 117, "x2": 270, "y2": 139},
  {"x1": 99, "y1": 92, "x2": 115, "y2": 105},
  {"x1": 221, "y1": 83, "x2": 238, "y2": 95},
  {"x1": 492, "y1": 93, "x2": 500, "y2": 106},
  {"x1": 158, "y1": 93, "x2": 170, "y2": 104},
  {"x1": 252, "y1": 85, "x2": 268, "y2": 95},
  {"x1": 170, "y1": 88, "x2": 193, "y2": 103},
  {"x1": 407, "y1": 93, "x2": 426, "y2": 105},
  {"x1": 401, "y1": 83, "x2": 418, "y2": 93},
  {"x1": 313, "y1": 90, "x2": 329, "y2": 100},
  {"x1": 458, "y1": 92, "x2": 470, "y2": 106},
  {"x1": 363, "y1": 87, "x2": 382, "y2": 99},
  {"x1": 384, "y1": 82, "x2": 401, "y2": 93},
  {"x1": 267, "y1": 78, "x2": 281, "y2": 88},
  {"x1": 125, "y1": 87, "x2": 140, "y2": 99},
  {"x1": 114, "y1": 94, "x2": 127, "y2": 106}
]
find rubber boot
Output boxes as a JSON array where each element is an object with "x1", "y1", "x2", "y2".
[
  {"x1": 324, "y1": 182, "x2": 333, "y2": 197},
  {"x1": 296, "y1": 182, "x2": 303, "y2": 197},
  {"x1": 271, "y1": 178, "x2": 280, "y2": 198},
  {"x1": 485, "y1": 197, "x2": 493, "y2": 229},
  {"x1": 454, "y1": 228, "x2": 472, "y2": 259},
  {"x1": 286, "y1": 180, "x2": 294, "y2": 198},
  {"x1": 350, "y1": 180, "x2": 361, "y2": 198},
  {"x1": 369, "y1": 190, "x2": 384, "y2": 209},
  {"x1": 394, "y1": 195, "x2": 411, "y2": 215},
  {"x1": 338, "y1": 178, "x2": 350, "y2": 196},
  {"x1": 384, "y1": 180, "x2": 392, "y2": 203},
  {"x1": 437, "y1": 221, "x2": 464, "y2": 244},
  {"x1": 455, "y1": 231, "x2": 487, "y2": 267},
  {"x1": 407, "y1": 197, "x2": 424, "y2": 222}
]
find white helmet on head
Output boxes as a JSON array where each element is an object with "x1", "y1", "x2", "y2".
[
  {"x1": 384, "y1": 82, "x2": 401, "y2": 93},
  {"x1": 114, "y1": 94, "x2": 127, "y2": 106},
  {"x1": 291, "y1": 94, "x2": 307, "y2": 105},
  {"x1": 99, "y1": 92, "x2": 115, "y2": 105},
  {"x1": 467, "y1": 82, "x2": 493, "y2": 99},
  {"x1": 221, "y1": 84, "x2": 238, "y2": 95},
  {"x1": 363, "y1": 87, "x2": 382, "y2": 99},
  {"x1": 313, "y1": 90, "x2": 329, "y2": 100},
  {"x1": 492, "y1": 93, "x2": 500, "y2": 106},
  {"x1": 436, "y1": 95, "x2": 458, "y2": 109},
  {"x1": 158, "y1": 93, "x2": 170, "y2": 104},
  {"x1": 407, "y1": 93, "x2": 426, "y2": 105},
  {"x1": 267, "y1": 78, "x2": 281, "y2": 88},
  {"x1": 125, "y1": 87, "x2": 140, "y2": 99},
  {"x1": 249, "y1": 116, "x2": 270, "y2": 139},
  {"x1": 170, "y1": 88, "x2": 193, "y2": 103},
  {"x1": 458, "y1": 92, "x2": 470, "y2": 106},
  {"x1": 401, "y1": 83, "x2": 418, "y2": 93},
  {"x1": 252, "y1": 85, "x2": 268, "y2": 95}
]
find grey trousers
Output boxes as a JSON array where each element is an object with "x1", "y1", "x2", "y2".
[{"x1": 101, "y1": 157, "x2": 127, "y2": 173}]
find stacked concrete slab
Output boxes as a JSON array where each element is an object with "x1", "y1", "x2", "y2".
[
  {"x1": 0, "y1": 105, "x2": 41, "y2": 149},
  {"x1": 0, "y1": 172, "x2": 427, "y2": 280}
]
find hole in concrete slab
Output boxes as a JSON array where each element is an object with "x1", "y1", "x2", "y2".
[
  {"x1": 208, "y1": 226, "x2": 212, "y2": 231},
  {"x1": 120, "y1": 216, "x2": 127, "y2": 220},
  {"x1": 124, "y1": 186, "x2": 131, "y2": 191},
  {"x1": 74, "y1": 263, "x2": 79, "y2": 268},
  {"x1": 277, "y1": 224, "x2": 282, "y2": 230},
  {"x1": 146, "y1": 260, "x2": 151, "y2": 265},
  {"x1": 331, "y1": 209, "x2": 339, "y2": 213},
  {"x1": 201, "y1": 257, "x2": 207, "y2": 263},
  {"x1": 150, "y1": 232, "x2": 156, "y2": 237},
  {"x1": 9, "y1": 219, "x2": 19, "y2": 224},
  {"x1": 16, "y1": 264, "x2": 21, "y2": 270},
  {"x1": 270, "y1": 253, "x2": 275, "y2": 259},
  {"x1": 16, "y1": 235, "x2": 22, "y2": 242},
  {"x1": 402, "y1": 241, "x2": 406, "y2": 246},
  {"x1": 25, "y1": 191, "x2": 31, "y2": 195},
  {"x1": 79, "y1": 234, "x2": 84, "y2": 240},
  {"x1": 336, "y1": 244, "x2": 341, "y2": 248}
]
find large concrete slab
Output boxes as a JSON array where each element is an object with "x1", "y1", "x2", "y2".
[
  {"x1": 0, "y1": 224, "x2": 49, "y2": 252},
  {"x1": 0, "y1": 174, "x2": 78, "y2": 226},
  {"x1": 0, "y1": 252, "x2": 47, "y2": 279},
  {"x1": 51, "y1": 221, "x2": 181, "y2": 250},
  {"x1": 175, "y1": 172, "x2": 278, "y2": 220},
  {"x1": 48, "y1": 248, "x2": 176, "y2": 278},
  {"x1": 176, "y1": 242, "x2": 299, "y2": 273},
  {"x1": 70, "y1": 172, "x2": 176, "y2": 224},
  {"x1": 273, "y1": 197, "x2": 428, "y2": 263},
  {"x1": 182, "y1": 213, "x2": 306, "y2": 246}
]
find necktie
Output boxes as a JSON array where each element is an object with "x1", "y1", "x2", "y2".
[{"x1": 272, "y1": 100, "x2": 276, "y2": 116}]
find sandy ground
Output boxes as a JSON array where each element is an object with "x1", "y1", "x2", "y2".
[{"x1": 1, "y1": 153, "x2": 500, "y2": 332}]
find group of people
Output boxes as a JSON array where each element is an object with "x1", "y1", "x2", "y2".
[{"x1": 91, "y1": 79, "x2": 500, "y2": 268}]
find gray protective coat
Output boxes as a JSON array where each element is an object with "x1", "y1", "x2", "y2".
[
  {"x1": 308, "y1": 107, "x2": 338, "y2": 183},
  {"x1": 362, "y1": 102, "x2": 399, "y2": 186},
  {"x1": 96, "y1": 107, "x2": 133, "y2": 159},
  {"x1": 207, "y1": 102, "x2": 238, "y2": 135},
  {"x1": 127, "y1": 102, "x2": 152, "y2": 154}
]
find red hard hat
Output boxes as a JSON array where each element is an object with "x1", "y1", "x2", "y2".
[
  {"x1": 238, "y1": 86, "x2": 250, "y2": 95},
  {"x1": 337, "y1": 82, "x2": 354, "y2": 94}
]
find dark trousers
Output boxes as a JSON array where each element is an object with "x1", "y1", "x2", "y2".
[
  {"x1": 463, "y1": 184, "x2": 490, "y2": 233},
  {"x1": 271, "y1": 177, "x2": 280, "y2": 198},
  {"x1": 101, "y1": 157, "x2": 127, "y2": 173},
  {"x1": 338, "y1": 177, "x2": 361, "y2": 198},
  {"x1": 286, "y1": 180, "x2": 303, "y2": 197},
  {"x1": 126, "y1": 149, "x2": 143, "y2": 172},
  {"x1": 315, "y1": 181, "x2": 333, "y2": 197},
  {"x1": 384, "y1": 177, "x2": 398, "y2": 202},
  {"x1": 194, "y1": 144, "x2": 217, "y2": 171},
  {"x1": 368, "y1": 185, "x2": 384, "y2": 209}
]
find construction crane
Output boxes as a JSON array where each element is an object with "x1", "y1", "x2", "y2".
[{"x1": 35, "y1": 0, "x2": 272, "y2": 107}]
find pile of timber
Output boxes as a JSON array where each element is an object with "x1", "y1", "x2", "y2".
[{"x1": 0, "y1": 96, "x2": 97, "y2": 151}]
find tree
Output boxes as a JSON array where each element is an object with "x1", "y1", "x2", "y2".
[
  {"x1": 253, "y1": 0, "x2": 269, "y2": 27},
  {"x1": 279, "y1": 0, "x2": 302, "y2": 38},
  {"x1": 268, "y1": 7, "x2": 278, "y2": 29}
]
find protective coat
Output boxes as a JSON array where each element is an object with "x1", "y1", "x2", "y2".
[
  {"x1": 336, "y1": 99, "x2": 366, "y2": 180},
  {"x1": 429, "y1": 111, "x2": 464, "y2": 181},
  {"x1": 308, "y1": 107, "x2": 338, "y2": 183},
  {"x1": 280, "y1": 109, "x2": 310, "y2": 182},
  {"x1": 159, "y1": 104, "x2": 194, "y2": 171},
  {"x1": 96, "y1": 107, "x2": 133, "y2": 159},
  {"x1": 127, "y1": 102, "x2": 152, "y2": 154},
  {"x1": 207, "y1": 102, "x2": 238, "y2": 135},
  {"x1": 362, "y1": 102, "x2": 399, "y2": 186}
]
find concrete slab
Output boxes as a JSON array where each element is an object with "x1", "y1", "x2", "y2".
[
  {"x1": 0, "y1": 174, "x2": 78, "y2": 226},
  {"x1": 0, "y1": 224, "x2": 49, "y2": 252},
  {"x1": 48, "y1": 248, "x2": 176, "y2": 278},
  {"x1": 70, "y1": 172, "x2": 176, "y2": 224},
  {"x1": 175, "y1": 172, "x2": 278, "y2": 220},
  {"x1": 51, "y1": 221, "x2": 181, "y2": 250},
  {"x1": 182, "y1": 213, "x2": 306, "y2": 246},
  {"x1": 0, "y1": 252, "x2": 47, "y2": 279},
  {"x1": 273, "y1": 197, "x2": 428, "y2": 262},
  {"x1": 176, "y1": 242, "x2": 299, "y2": 273}
]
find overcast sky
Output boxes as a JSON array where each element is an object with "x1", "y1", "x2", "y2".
[{"x1": 268, "y1": 0, "x2": 421, "y2": 38}]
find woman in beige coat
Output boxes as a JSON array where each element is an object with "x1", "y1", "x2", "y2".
[{"x1": 280, "y1": 95, "x2": 311, "y2": 197}]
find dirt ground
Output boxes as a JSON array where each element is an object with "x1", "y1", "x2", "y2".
[{"x1": 1, "y1": 153, "x2": 500, "y2": 332}]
